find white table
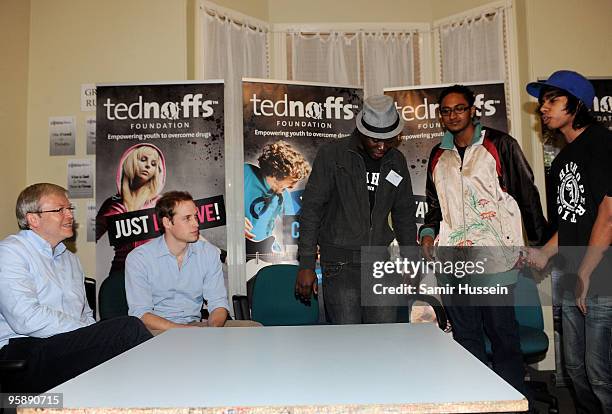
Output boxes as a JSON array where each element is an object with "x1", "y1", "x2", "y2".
[{"x1": 23, "y1": 323, "x2": 527, "y2": 413}]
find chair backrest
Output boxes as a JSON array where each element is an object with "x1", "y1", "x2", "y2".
[
  {"x1": 84, "y1": 277, "x2": 97, "y2": 319},
  {"x1": 98, "y1": 272, "x2": 129, "y2": 320},
  {"x1": 514, "y1": 272, "x2": 544, "y2": 330},
  {"x1": 251, "y1": 264, "x2": 318, "y2": 326},
  {"x1": 484, "y1": 271, "x2": 548, "y2": 359}
]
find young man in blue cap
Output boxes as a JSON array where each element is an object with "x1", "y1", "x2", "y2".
[{"x1": 526, "y1": 70, "x2": 612, "y2": 413}]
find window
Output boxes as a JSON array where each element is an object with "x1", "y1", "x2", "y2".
[{"x1": 273, "y1": 23, "x2": 430, "y2": 97}]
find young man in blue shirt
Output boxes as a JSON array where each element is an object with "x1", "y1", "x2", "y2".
[{"x1": 126, "y1": 191, "x2": 260, "y2": 332}]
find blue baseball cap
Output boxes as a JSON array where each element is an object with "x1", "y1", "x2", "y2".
[{"x1": 526, "y1": 70, "x2": 595, "y2": 109}]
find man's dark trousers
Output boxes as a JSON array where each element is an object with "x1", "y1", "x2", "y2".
[
  {"x1": 0, "y1": 316, "x2": 152, "y2": 392},
  {"x1": 322, "y1": 261, "x2": 399, "y2": 324},
  {"x1": 441, "y1": 284, "x2": 526, "y2": 395}
]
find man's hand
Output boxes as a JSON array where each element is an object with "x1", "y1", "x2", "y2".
[
  {"x1": 206, "y1": 307, "x2": 229, "y2": 327},
  {"x1": 142, "y1": 312, "x2": 196, "y2": 332},
  {"x1": 295, "y1": 269, "x2": 318, "y2": 301},
  {"x1": 245, "y1": 217, "x2": 255, "y2": 240},
  {"x1": 575, "y1": 274, "x2": 591, "y2": 315},
  {"x1": 421, "y1": 235, "x2": 435, "y2": 261},
  {"x1": 524, "y1": 247, "x2": 550, "y2": 270}
]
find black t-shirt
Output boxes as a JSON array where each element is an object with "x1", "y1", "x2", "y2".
[
  {"x1": 359, "y1": 149, "x2": 381, "y2": 213},
  {"x1": 456, "y1": 144, "x2": 467, "y2": 162},
  {"x1": 549, "y1": 124, "x2": 612, "y2": 295}
]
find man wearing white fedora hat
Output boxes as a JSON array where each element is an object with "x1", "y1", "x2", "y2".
[{"x1": 295, "y1": 95, "x2": 417, "y2": 324}]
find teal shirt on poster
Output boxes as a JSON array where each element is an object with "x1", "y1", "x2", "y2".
[{"x1": 244, "y1": 164, "x2": 297, "y2": 243}]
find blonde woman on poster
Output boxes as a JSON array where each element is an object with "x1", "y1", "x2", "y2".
[{"x1": 96, "y1": 143, "x2": 166, "y2": 278}]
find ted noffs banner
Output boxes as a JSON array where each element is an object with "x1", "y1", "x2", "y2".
[
  {"x1": 96, "y1": 81, "x2": 226, "y2": 283},
  {"x1": 384, "y1": 82, "x2": 508, "y2": 226},
  {"x1": 243, "y1": 78, "x2": 363, "y2": 277}
]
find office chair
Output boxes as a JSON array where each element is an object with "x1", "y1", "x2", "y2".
[
  {"x1": 98, "y1": 272, "x2": 129, "y2": 320},
  {"x1": 84, "y1": 277, "x2": 97, "y2": 319},
  {"x1": 233, "y1": 264, "x2": 449, "y2": 329},
  {"x1": 233, "y1": 264, "x2": 319, "y2": 326},
  {"x1": 0, "y1": 279, "x2": 96, "y2": 403},
  {"x1": 484, "y1": 271, "x2": 559, "y2": 414},
  {"x1": 406, "y1": 293, "x2": 448, "y2": 331},
  {"x1": 0, "y1": 360, "x2": 26, "y2": 414}
]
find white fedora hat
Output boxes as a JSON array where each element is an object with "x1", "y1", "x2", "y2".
[{"x1": 356, "y1": 95, "x2": 404, "y2": 140}]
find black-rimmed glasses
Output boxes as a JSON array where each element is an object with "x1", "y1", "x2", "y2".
[
  {"x1": 31, "y1": 206, "x2": 75, "y2": 215},
  {"x1": 439, "y1": 105, "x2": 471, "y2": 117}
]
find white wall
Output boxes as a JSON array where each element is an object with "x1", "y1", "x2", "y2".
[
  {"x1": 26, "y1": 0, "x2": 189, "y2": 276},
  {"x1": 431, "y1": 0, "x2": 497, "y2": 20},
  {"x1": 208, "y1": 0, "x2": 269, "y2": 21},
  {"x1": 0, "y1": 0, "x2": 29, "y2": 237},
  {"x1": 268, "y1": 0, "x2": 432, "y2": 23}
]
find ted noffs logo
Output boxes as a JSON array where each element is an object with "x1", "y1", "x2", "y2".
[
  {"x1": 396, "y1": 93, "x2": 502, "y2": 122},
  {"x1": 249, "y1": 94, "x2": 358, "y2": 120},
  {"x1": 104, "y1": 93, "x2": 218, "y2": 121}
]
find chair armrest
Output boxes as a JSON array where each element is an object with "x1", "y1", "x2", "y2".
[
  {"x1": 232, "y1": 294, "x2": 251, "y2": 320},
  {"x1": 0, "y1": 360, "x2": 27, "y2": 371},
  {"x1": 410, "y1": 294, "x2": 448, "y2": 331},
  {"x1": 84, "y1": 276, "x2": 97, "y2": 319}
]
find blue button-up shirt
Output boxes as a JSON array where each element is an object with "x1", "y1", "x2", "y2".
[
  {"x1": 125, "y1": 235, "x2": 229, "y2": 323},
  {"x1": 0, "y1": 230, "x2": 95, "y2": 349}
]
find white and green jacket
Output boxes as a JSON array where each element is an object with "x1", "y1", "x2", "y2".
[{"x1": 420, "y1": 123, "x2": 548, "y2": 284}]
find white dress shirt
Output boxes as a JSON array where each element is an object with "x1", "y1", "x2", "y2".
[{"x1": 0, "y1": 230, "x2": 94, "y2": 348}]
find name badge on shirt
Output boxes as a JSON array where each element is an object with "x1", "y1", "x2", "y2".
[{"x1": 385, "y1": 170, "x2": 403, "y2": 187}]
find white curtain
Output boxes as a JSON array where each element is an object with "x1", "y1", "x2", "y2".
[
  {"x1": 201, "y1": 11, "x2": 268, "y2": 83},
  {"x1": 439, "y1": 10, "x2": 505, "y2": 83},
  {"x1": 362, "y1": 32, "x2": 415, "y2": 97},
  {"x1": 200, "y1": 7, "x2": 269, "y2": 297},
  {"x1": 290, "y1": 30, "x2": 417, "y2": 97},
  {"x1": 291, "y1": 32, "x2": 360, "y2": 86}
]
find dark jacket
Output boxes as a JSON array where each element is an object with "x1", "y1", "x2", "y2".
[
  {"x1": 298, "y1": 133, "x2": 417, "y2": 270},
  {"x1": 420, "y1": 125, "x2": 549, "y2": 247}
]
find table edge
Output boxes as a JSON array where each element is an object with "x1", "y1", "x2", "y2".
[{"x1": 18, "y1": 398, "x2": 528, "y2": 414}]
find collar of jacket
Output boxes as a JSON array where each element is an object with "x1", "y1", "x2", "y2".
[
  {"x1": 346, "y1": 131, "x2": 396, "y2": 163},
  {"x1": 440, "y1": 121, "x2": 484, "y2": 150}
]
